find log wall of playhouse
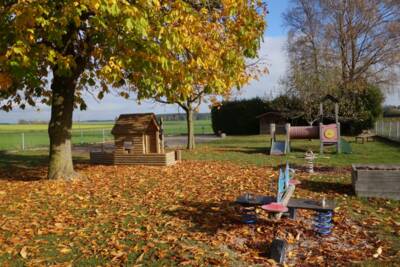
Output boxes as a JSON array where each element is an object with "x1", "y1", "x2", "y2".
[{"x1": 270, "y1": 95, "x2": 341, "y2": 154}]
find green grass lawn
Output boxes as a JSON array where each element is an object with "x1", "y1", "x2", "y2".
[
  {"x1": 183, "y1": 135, "x2": 400, "y2": 167},
  {"x1": 0, "y1": 120, "x2": 213, "y2": 151}
]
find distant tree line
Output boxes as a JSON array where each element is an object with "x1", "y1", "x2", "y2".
[
  {"x1": 212, "y1": 87, "x2": 383, "y2": 135},
  {"x1": 383, "y1": 106, "x2": 400, "y2": 118},
  {"x1": 18, "y1": 120, "x2": 48, "y2": 124},
  {"x1": 15, "y1": 113, "x2": 211, "y2": 125}
]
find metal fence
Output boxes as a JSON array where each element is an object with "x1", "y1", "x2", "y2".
[
  {"x1": 0, "y1": 128, "x2": 114, "y2": 151},
  {"x1": 0, "y1": 124, "x2": 213, "y2": 151},
  {"x1": 374, "y1": 120, "x2": 400, "y2": 142}
]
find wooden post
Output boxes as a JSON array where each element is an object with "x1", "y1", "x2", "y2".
[
  {"x1": 336, "y1": 123, "x2": 341, "y2": 154},
  {"x1": 285, "y1": 123, "x2": 291, "y2": 153},
  {"x1": 21, "y1": 133, "x2": 25, "y2": 151},
  {"x1": 319, "y1": 123, "x2": 324, "y2": 155},
  {"x1": 319, "y1": 103, "x2": 323, "y2": 122},
  {"x1": 334, "y1": 103, "x2": 339, "y2": 123},
  {"x1": 275, "y1": 184, "x2": 295, "y2": 220},
  {"x1": 270, "y1": 123, "x2": 276, "y2": 141},
  {"x1": 156, "y1": 131, "x2": 161, "y2": 153},
  {"x1": 175, "y1": 150, "x2": 182, "y2": 161}
]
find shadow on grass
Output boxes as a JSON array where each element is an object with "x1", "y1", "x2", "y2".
[
  {"x1": 0, "y1": 151, "x2": 89, "y2": 181},
  {"x1": 299, "y1": 179, "x2": 354, "y2": 195},
  {"x1": 0, "y1": 150, "x2": 48, "y2": 167},
  {"x1": 215, "y1": 147, "x2": 268, "y2": 155},
  {"x1": 163, "y1": 200, "x2": 245, "y2": 235},
  {"x1": 214, "y1": 144, "x2": 340, "y2": 155},
  {"x1": 0, "y1": 151, "x2": 47, "y2": 181},
  {"x1": 283, "y1": 164, "x2": 351, "y2": 173},
  {"x1": 374, "y1": 136, "x2": 400, "y2": 149}
]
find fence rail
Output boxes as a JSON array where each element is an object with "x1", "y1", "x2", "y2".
[
  {"x1": 0, "y1": 128, "x2": 114, "y2": 151},
  {"x1": 374, "y1": 120, "x2": 400, "y2": 142},
  {"x1": 0, "y1": 123, "x2": 213, "y2": 151}
]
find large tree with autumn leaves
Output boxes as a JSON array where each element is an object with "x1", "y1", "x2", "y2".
[{"x1": 0, "y1": 0, "x2": 266, "y2": 179}]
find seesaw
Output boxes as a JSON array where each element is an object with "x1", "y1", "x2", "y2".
[{"x1": 235, "y1": 163, "x2": 335, "y2": 264}]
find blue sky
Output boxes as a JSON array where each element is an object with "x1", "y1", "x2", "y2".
[
  {"x1": 0, "y1": 1, "x2": 398, "y2": 123},
  {"x1": 265, "y1": 1, "x2": 289, "y2": 36}
]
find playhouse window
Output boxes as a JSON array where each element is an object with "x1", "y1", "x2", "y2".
[{"x1": 123, "y1": 141, "x2": 133, "y2": 153}]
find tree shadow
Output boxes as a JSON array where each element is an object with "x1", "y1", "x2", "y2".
[
  {"x1": 0, "y1": 151, "x2": 47, "y2": 181},
  {"x1": 374, "y1": 137, "x2": 400, "y2": 149},
  {"x1": 215, "y1": 147, "x2": 268, "y2": 155},
  {"x1": 0, "y1": 150, "x2": 91, "y2": 181},
  {"x1": 285, "y1": 164, "x2": 351, "y2": 173},
  {"x1": 0, "y1": 150, "x2": 48, "y2": 168},
  {"x1": 299, "y1": 179, "x2": 354, "y2": 195},
  {"x1": 163, "y1": 200, "x2": 250, "y2": 235}
]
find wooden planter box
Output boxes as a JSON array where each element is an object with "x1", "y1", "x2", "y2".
[{"x1": 352, "y1": 164, "x2": 400, "y2": 200}]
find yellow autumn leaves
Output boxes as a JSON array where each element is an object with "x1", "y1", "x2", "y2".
[{"x1": 1, "y1": 0, "x2": 265, "y2": 111}]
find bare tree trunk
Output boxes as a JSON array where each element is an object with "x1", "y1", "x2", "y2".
[
  {"x1": 48, "y1": 74, "x2": 77, "y2": 180},
  {"x1": 186, "y1": 108, "x2": 195, "y2": 150}
]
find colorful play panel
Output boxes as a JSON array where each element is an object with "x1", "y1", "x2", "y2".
[{"x1": 269, "y1": 95, "x2": 350, "y2": 155}]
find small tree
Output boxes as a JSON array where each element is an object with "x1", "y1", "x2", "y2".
[{"x1": 139, "y1": 2, "x2": 267, "y2": 149}]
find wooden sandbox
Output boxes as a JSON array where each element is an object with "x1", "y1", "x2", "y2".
[
  {"x1": 90, "y1": 151, "x2": 178, "y2": 166},
  {"x1": 352, "y1": 164, "x2": 400, "y2": 200}
]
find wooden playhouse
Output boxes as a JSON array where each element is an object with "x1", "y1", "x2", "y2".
[{"x1": 90, "y1": 113, "x2": 178, "y2": 166}]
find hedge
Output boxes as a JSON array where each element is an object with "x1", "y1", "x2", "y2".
[
  {"x1": 211, "y1": 86, "x2": 383, "y2": 136},
  {"x1": 211, "y1": 98, "x2": 267, "y2": 135}
]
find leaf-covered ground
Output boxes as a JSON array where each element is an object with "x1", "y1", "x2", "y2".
[{"x1": 1, "y1": 161, "x2": 399, "y2": 266}]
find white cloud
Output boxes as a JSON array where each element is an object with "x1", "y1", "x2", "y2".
[{"x1": 240, "y1": 36, "x2": 288, "y2": 99}]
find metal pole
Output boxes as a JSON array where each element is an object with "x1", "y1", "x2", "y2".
[{"x1": 21, "y1": 133, "x2": 25, "y2": 151}]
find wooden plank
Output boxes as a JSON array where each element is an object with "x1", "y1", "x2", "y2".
[
  {"x1": 90, "y1": 151, "x2": 176, "y2": 166},
  {"x1": 287, "y1": 198, "x2": 335, "y2": 211},
  {"x1": 355, "y1": 191, "x2": 400, "y2": 200},
  {"x1": 276, "y1": 184, "x2": 295, "y2": 220},
  {"x1": 355, "y1": 183, "x2": 400, "y2": 191}
]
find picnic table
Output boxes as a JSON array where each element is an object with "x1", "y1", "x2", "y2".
[{"x1": 355, "y1": 130, "x2": 376, "y2": 144}]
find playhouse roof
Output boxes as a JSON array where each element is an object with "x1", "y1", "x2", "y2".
[
  {"x1": 321, "y1": 94, "x2": 339, "y2": 103},
  {"x1": 111, "y1": 113, "x2": 159, "y2": 135}
]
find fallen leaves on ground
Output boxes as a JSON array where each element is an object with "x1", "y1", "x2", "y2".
[{"x1": 0, "y1": 161, "x2": 397, "y2": 266}]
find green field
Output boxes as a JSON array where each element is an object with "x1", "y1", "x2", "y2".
[{"x1": 0, "y1": 120, "x2": 213, "y2": 151}]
